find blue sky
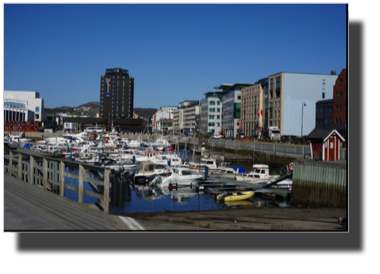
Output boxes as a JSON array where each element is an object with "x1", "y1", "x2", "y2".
[{"x1": 4, "y1": 4, "x2": 347, "y2": 109}]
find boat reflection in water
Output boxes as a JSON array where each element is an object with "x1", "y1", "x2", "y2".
[{"x1": 63, "y1": 167, "x2": 290, "y2": 213}]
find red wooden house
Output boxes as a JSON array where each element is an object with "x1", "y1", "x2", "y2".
[{"x1": 307, "y1": 129, "x2": 345, "y2": 161}]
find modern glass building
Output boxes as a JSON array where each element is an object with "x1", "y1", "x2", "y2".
[{"x1": 99, "y1": 68, "x2": 134, "y2": 118}]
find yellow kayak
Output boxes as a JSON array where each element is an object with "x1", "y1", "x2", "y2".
[{"x1": 217, "y1": 191, "x2": 254, "y2": 202}]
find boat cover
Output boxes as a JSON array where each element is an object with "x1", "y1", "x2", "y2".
[{"x1": 230, "y1": 167, "x2": 245, "y2": 174}]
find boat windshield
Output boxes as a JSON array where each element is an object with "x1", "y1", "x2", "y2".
[
  {"x1": 252, "y1": 168, "x2": 261, "y2": 174},
  {"x1": 181, "y1": 170, "x2": 192, "y2": 176}
]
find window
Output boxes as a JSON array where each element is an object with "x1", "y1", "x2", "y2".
[
  {"x1": 35, "y1": 114, "x2": 39, "y2": 119},
  {"x1": 217, "y1": 115, "x2": 220, "y2": 119},
  {"x1": 36, "y1": 107, "x2": 40, "y2": 112},
  {"x1": 322, "y1": 92, "x2": 325, "y2": 99},
  {"x1": 322, "y1": 79, "x2": 326, "y2": 90},
  {"x1": 217, "y1": 108, "x2": 221, "y2": 112},
  {"x1": 340, "y1": 78, "x2": 342, "y2": 84},
  {"x1": 209, "y1": 101, "x2": 216, "y2": 105}
]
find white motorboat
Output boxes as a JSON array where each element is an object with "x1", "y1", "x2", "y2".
[
  {"x1": 235, "y1": 164, "x2": 279, "y2": 184},
  {"x1": 128, "y1": 139, "x2": 142, "y2": 148},
  {"x1": 33, "y1": 144, "x2": 48, "y2": 152},
  {"x1": 209, "y1": 167, "x2": 245, "y2": 180},
  {"x1": 75, "y1": 152, "x2": 100, "y2": 164},
  {"x1": 155, "y1": 167, "x2": 203, "y2": 187},
  {"x1": 8, "y1": 133, "x2": 32, "y2": 143},
  {"x1": 44, "y1": 137, "x2": 69, "y2": 146},
  {"x1": 133, "y1": 161, "x2": 171, "y2": 185}
]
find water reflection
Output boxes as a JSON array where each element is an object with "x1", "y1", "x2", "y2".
[{"x1": 63, "y1": 167, "x2": 290, "y2": 214}]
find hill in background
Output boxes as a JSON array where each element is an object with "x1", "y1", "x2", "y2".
[{"x1": 46, "y1": 102, "x2": 157, "y2": 119}]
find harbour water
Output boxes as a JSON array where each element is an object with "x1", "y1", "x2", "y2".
[{"x1": 63, "y1": 161, "x2": 290, "y2": 214}]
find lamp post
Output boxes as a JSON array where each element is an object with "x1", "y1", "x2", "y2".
[{"x1": 301, "y1": 102, "x2": 306, "y2": 137}]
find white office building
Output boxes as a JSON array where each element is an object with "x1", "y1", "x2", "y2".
[
  {"x1": 200, "y1": 91, "x2": 224, "y2": 134},
  {"x1": 152, "y1": 106, "x2": 177, "y2": 130},
  {"x1": 173, "y1": 100, "x2": 199, "y2": 134},
  {"x1": 4, "y1": 90, "x2": 47, "y2": 122}
]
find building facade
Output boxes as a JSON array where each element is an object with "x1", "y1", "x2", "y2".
[
  {"x1": 152, "y1": 106, "x2": 177, "y2": 130},
  {"x1": 173, "y1": 100, "x2": 199, "y2": 134},
  {"x1": 4, "y1": 90, "x2": 46, "y2": 122},
  {"x1": 241, "y1": 72, "x2": 338, "y2": 137},
  {"x1": 215, "y1": 83, "x2": 252, "y2": 137},
  {"x1": 200, "y1": 91, "x2": 224, "y2": 134},
  {"x1": 99, "y1": 68, "x2": 134, "y2": 119},
  {"x1": 332, "y1": 69, "x2": 347, "y2": 125}
]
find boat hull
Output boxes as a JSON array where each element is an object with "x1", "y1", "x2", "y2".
[{"x1": 217, "y1": 191, "x2": 254, "y2": 202}]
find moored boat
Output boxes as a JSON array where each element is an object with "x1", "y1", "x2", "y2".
[
  {"x1": 217, "y1": 191, "x2": 254, "y2": 202},
  {"x1": 234, "y1": 164, "x2": 279, "y2": 184}
]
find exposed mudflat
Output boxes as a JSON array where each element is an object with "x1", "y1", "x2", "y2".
[{"x1": 115, "y1": 206, "x2": 347, "y2": 231}]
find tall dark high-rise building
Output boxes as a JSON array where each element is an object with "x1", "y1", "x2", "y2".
[{"x1": 99, "y1": 68, "x2": 134, "y2": 118}]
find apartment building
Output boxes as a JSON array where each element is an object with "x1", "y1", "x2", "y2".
[
  {"x1": 333, "y1": 69, "x2": 347, "y2": 126},
  {"x1": 200, "y1": 91, "x2": 225, "y2": 134},
  {"x1": 173, "y1": 100, "x2": 199, "y2": 134},
  {"x1": 214, "y1": 83, "x2": 253, "y2": 137},
  {"x1": 241, "y1": 72, "x2": 338, "y2": 137}
]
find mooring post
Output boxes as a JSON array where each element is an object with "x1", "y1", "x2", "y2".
[
  {"x1": 18, "y1": 152, "x2": 22, "y2": 180},
  {"x1": 78, "y1": 164, "x2": 84, "y2": 204},
  {"x1": 43, "y1": 157, "x2": 48, "y2": 190},
  {"x1": 103, "y1": 168, "x2": 110, "y2": 213},
  {"x1": 29, "y1": 155, "x2": 34, "y2": 185},
  {"x1": 60, "y1": 160, "x2": 65, "y2": 197}
]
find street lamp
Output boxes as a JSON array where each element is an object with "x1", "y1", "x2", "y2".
[{"x1": 301, "y1": 102, "x2": 306, "y2": 137}]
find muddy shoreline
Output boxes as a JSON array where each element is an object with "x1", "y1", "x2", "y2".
[{"x1": 115, "y1": 206, "x2": 347, "y2": 230}]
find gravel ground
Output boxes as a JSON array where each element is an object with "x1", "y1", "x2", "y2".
[{"x1": 115, "y1": 206, "x2": 347, "y2": 231}]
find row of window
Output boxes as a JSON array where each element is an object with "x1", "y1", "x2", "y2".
[
  {"x1": 317, "y1": 119, "x2": 333, "y2": 125},
  {"x1": 208, "y1": 122, "x2": 221, "y2": 127},
  {"x1": 209, "y1": 101, "x2": 221, "y2": 105},
  {"x1": 4, "y1": 102, "x2": 27, "y2": 109},
  {"x1": 209, "y1": 108, "x2": 221, "y2": 113}
]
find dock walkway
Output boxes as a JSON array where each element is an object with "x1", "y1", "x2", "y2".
[{"x1": 4, "y1": 173, "x2": 130, "y2": 231}]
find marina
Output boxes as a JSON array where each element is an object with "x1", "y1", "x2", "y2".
[
  {"x1": 3, "y1": 130, "x2": 346, "y2": 230},
  {"x1": 4, "y1": 150, "x2": 290, "y2": 214}
]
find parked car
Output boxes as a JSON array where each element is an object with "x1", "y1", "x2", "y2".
[
  {"x1": 238, "y1": 132, "x2": 245, "y2": 138},
  {"x1": 210, "y1": 133, "x2": 222, "y2": 139}
]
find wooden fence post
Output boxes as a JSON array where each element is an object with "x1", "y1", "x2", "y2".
[
  {"x1": 9, "y1": 151, "x2": 13, "y2": 175},
  {"x1": 60, "y1": 161, "x2": 65, "y2": 197},
  {"x1": 43, "y1": 157, "x2": 48, "y2": 190},
  {"x1": 18, "y1": 153, "x2": 22, "y2": 180},
  {"x1": 78, "y1": 164, "x2": 84, "y2": 204},
  {"x1": 103, "y1": 168, "x2": 110, "y2": 213},
  {"x1": 29, "y1": 155, "x2": 34, "y2": 185}
]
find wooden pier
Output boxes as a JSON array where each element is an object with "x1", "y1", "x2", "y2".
[
  {"x1": 200, "y1": 177, "x2": 292, "y2": 199},
  {"x1": 4, "y1": 148, "x2": 111, "y2": 213},
  {"x1": 291, "y1": 159, "x2": 347, "y2": 208}
]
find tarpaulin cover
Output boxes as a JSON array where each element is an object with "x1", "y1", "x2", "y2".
[
  {"x1": 230, "y1": 167, "x2": 246, "y2": 174},
  {"x1": 23, "y1": 143, "x2": 32, "y2": 149}
]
